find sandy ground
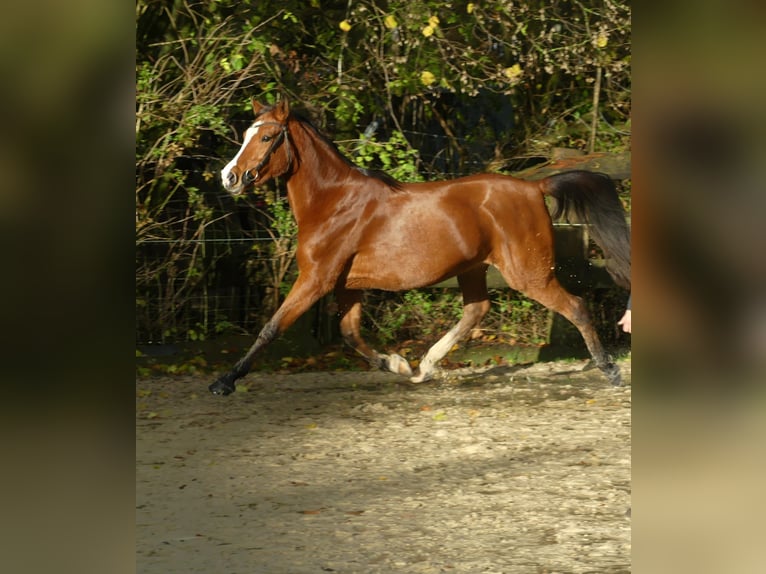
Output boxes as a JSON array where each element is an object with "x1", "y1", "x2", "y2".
[{"x1": 136, "y1": 358, "x2": 630, "y2": 573}]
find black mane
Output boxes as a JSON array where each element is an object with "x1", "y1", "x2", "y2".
[{"x1": 288, "y1": 109, "x2": 404, "y2": 191}]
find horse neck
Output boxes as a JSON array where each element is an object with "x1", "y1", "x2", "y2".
[{"x1": 285, "y1": 121, "x2": 358, "y2": 224}]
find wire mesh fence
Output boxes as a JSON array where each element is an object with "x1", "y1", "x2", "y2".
[{"x1": 135, "y1": 220, "x2": 627, "y2": 349}]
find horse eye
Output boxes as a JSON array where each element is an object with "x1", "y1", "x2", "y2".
[{"x1": 261, "y1": 135, "x2": 272, "y2": 142}]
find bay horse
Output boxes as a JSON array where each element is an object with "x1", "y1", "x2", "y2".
[{"x1": 209, "y1": 98, "x2": 631, "y2": 395}]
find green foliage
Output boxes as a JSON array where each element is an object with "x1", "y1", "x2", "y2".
[
  {"x1": 136, "y1": 0, "x2": 630, "y2": 343},
  {"x1": 364, "y1": 288, "x2": 552, "y2": 349},
  {"x1": 353, "y1": 131, "x2": 424, "y2": 182},
  {"x1": 490, "y1": 291, "x2": 551, "y2": 345},
  {"x1": 260, "y1": 191, "x2": 298, "y2": 301},
  {"x1": 268, "y1": 193, "x2": 298, "y2": 240},
  {"x1": 366, "y1": 290, "x2": 462, "y2": 345}
]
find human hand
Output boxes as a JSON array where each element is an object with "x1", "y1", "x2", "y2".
[{"x1": 618, "y1": 309, "x2": 631, "y2": 334}]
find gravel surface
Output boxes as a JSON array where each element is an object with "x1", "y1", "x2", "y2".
[{"x1": 136, "y1": 358, "x2": 631, "y2": 573}]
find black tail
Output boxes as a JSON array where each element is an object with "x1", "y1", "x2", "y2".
[{"x1": 542, "y1": 170, "x2": 631, "y2": 290}]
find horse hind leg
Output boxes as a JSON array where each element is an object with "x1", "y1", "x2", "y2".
[
  {"x1": 514, "y1": 276, "x2": 622, "y2": 386},
  {"x1": 411, "y1": 268, "x2": 490, "y2": 383},
  {"x1": 336, "y1": 288, "x2": 412, "y2": 377}
]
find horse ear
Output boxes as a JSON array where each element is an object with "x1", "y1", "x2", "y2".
[
  {"x1": 274, "y1": 96, "x2": 290, "y2": 121},
  {"x1": 251, "y1": 97, "x2": 265, "y2": 116}
]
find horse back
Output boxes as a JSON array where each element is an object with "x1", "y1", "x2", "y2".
[{"x1": 343, "y1": 173, "x2": 552, "y2": 290}]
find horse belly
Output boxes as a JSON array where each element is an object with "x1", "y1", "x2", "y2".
[
  {"x1": 345, "y1": 227, "x2": 486, "y2": 291},
  {"x1": 345, "y1": 260, "x2": 460, "y2": 291}
]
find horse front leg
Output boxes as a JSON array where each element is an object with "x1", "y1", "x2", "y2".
[
  {"x1": 411, "y1": 298, "x2": 490, "y2": 383},
  {"x1": 336, "y1": 287, "x2": 412, "y2": 377},
  {"x1": 209, "y1": 275, "x2": 326, "y2": 395},
  {"x1": 411, "y1": 267, "x2": 490, "y2": 383}
]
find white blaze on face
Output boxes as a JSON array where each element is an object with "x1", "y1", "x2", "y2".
[{"x1": 221, "y1": 121, "x2": 264, "y2": 190}]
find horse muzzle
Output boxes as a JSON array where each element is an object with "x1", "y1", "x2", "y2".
[
  {"x1": 221, "y1": 168, "x2": 261, "y2": 195},
  {"x1": 224, "y1": 170, "x2": 238, "y2": 189},
  {"x1": 242, "y1": 169, "x2": 260, "y2": 186}
]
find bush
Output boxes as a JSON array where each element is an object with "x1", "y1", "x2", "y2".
[{"x1": 136, "y1": 0, "x2": 630, "y2": 344}]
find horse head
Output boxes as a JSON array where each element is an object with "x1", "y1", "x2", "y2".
[{"x1": 221, "y1": 98, "x2": 294, "y2": 195}]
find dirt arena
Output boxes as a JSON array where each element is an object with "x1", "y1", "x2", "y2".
[{"x1": 137, "y1": 358, "x2": 630, "y2": 573}]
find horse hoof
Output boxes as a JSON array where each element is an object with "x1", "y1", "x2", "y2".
[
  {"x1": 409, "y1": 370, "x2": 433, "y2": 384},
  {"x1": 391, "y1": 354, "x2": 413, "y2": 377},
  {"x1": 209, "y1": 377, "x2": 235, "y2": 396},
  {"x1": 603, "y1": 364, "x2": 622, "y2": 387},
  {"x1": 382, "y1": 353, "x2": 412, "y2": 377}
]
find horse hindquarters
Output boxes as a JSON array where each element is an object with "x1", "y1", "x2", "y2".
[{"x1": 485, "y1": 182, "x2": 622, "y2": 386}]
